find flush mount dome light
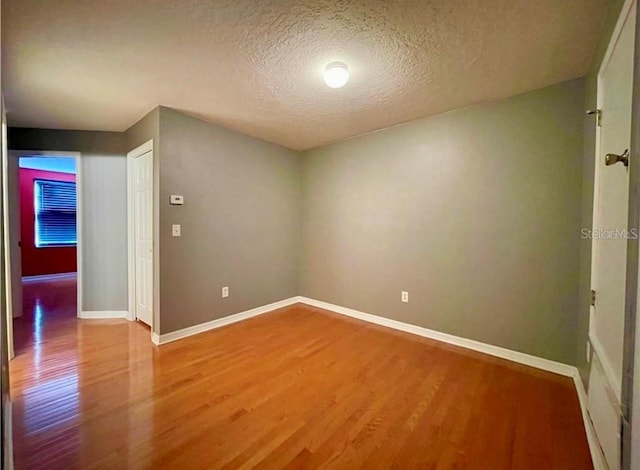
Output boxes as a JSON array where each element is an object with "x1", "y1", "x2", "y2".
[{"x1": 324, "y1": 62, "x2": 349, "y2": 88}]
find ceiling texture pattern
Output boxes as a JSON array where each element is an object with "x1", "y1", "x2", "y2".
[{"x1": 3, "y1": 0, "x2": 609, "y2": 150}]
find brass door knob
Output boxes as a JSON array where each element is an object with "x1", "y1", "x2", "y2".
[{"x1": 605, "y1": 149, "x2": 629, "y2": 167}]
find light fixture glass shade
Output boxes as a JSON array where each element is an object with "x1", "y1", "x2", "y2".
[{"x1": 324, "y1": 62, "x2": 349, "y2": 88}]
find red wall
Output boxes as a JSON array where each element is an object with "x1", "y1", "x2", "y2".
[{"x1": 20, "y1": 168, "x2": 77, "y2": 276}]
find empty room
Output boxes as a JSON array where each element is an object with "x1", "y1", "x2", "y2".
[{"x1": 1, "y1": 1, "x2": 640, "y2": 469}]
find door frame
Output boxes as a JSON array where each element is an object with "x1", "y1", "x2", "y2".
[
  {"x1": 589, "y1": 1, "x2": 637, "y2": 468},
  {"x1": 3, "y1": 150, "x2": 83, "y2": 345},
  {"x1": 589, "y1": 0, "x2": 636, "y2": 402},
  {"x1": 127, "y1": 140, "x2": 155, "y2": 333},
  {"x1": 625, "y1": 1, "x2": 640, "y2": 468}
]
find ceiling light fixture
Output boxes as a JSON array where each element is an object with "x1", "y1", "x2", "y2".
[{"x1": 324, "y1": 62, "x2": 349, "y2": 88}]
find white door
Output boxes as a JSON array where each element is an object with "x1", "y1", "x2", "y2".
[
  {"x1": 133, "y1": 150, "x2": 153, "y2": 326},
  {"x1": 588, "y1": 2, "x2": 636, "y2": 469}
]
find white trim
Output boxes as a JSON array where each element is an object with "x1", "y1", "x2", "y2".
[
  {"x1": 127, "y1": 140, "x2": 154, "y2": 330},
  {"x1": 128, "y1": 140, "x2": 153, "y2": 159},
  {"x1": 574, "y1": 373, "x2": 609, "y2": 470},
  {"x1": 22, "y1": 272, "x2": 76, "y2": 283},
  {"x1": 76, "y1": 153, "x2": 83, "y2": 320},
  {"x1": 298, "y1": 297, "x2": 576, "y2": 376},
  {"x1": 590, "y1": 0, "x2": 637, "y2": 334},
  {"x1": 589, "y1": 0, "x2": 637, "y2": 357},
  {"x1": 589, "y1": 333, "x2": 622, "y2": 401},
  {"x1": 79, "y1": 310, "x2": 129, "y2": 320},
  {"x1": 590, "y1": 0, "x2": 637, "y2": 337},
  {"x1": 152, "y1": 297, "x2": 299, "y2": 345},
  {"x1": 586, "y1": 6, "x2": 635, "y2": 466},
  {"x1": 148, "y1": 295, "x2": 603, "y2": 469},
  {"x1": 297, "y1": 296, "x2": 607, "y2": 469}
]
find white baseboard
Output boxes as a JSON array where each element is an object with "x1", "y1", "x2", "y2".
[
  {"x1": 22, "y1": 272, "x2": 76, "y2": 283},
  {"x1": 573, "y1": 372, "x2": 609, "y2": 470},
  {"x1": 588, "y1": 333, "x2": 621, "y2": 401},
  {"x1": 152, "y1": 297, "x2": 299, "y2": 345},
  {"x1": 297, "y1": 296, "x2": 576, "y2": 377},
  {"x1": 297, "y1": 296, "x2": 606, "y2": 469},
  {"x1": 79, "y1": 310, "x2": 129, "y2": 319},
  {"x1": 144, "y1": 294, "x2": 604, "y2": 469}
]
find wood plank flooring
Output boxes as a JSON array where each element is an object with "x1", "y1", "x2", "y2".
[{"x1": 10, "y1": 279, "x2": 592, "y2": 469}]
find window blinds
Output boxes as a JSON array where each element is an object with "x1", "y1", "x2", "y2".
[{"x1": 34, "y1": 179, "x2": 77, "y2": 247}]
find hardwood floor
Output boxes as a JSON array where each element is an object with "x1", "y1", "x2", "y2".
[{"x1": 10, "y1": 281, "x2": 592, "y2": 469}]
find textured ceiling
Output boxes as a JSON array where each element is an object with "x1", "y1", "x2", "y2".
[{"x1": 3, "y1": 0, "x2": 609, "y2": 150}]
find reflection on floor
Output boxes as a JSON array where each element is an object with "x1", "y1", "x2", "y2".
[
  {"x1": 10, "y1": 293, "x2": 593, "y2": 469},
  {"x1": 10, "y1": 274, "x2": 152, "y2": 470},
  {"x1": 13, "y1": 274, "x2": 77, "y2": 356},
  {"x1": 11, "y1": 274, "x2": 81, "y2": 469}
]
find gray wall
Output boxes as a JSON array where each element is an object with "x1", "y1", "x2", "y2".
[
  {"x1": 300, "y1": 79, "x2": 585, "y2": 365},
  {"x1": 7, "y1": 79, "x2": 589, "y2": 367},
  {"x1": 126, "y1": 108, "x2": 159, "y2": 153},
  {"x1": 6, "y1": 152, "x2": 21, "y2": 318},
  {"x1": 157, "y1": 107, "x2": 301, "y2": 333},
  {"x1": 125, "y1": 108, "x2": 161, "y2": 332},
  {"x1": 577, "y1": 0, "x2": 627, "y2": 388},
  {"x1": 7, "y1": 128, "x2": 128, "y2": 312},
  {"x1": 4, "y1": 77, "x2": 597, "y2": 369}
]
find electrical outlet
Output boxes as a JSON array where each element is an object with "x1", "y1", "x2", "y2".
[
  {"x1": 172, "y1": 224, "x2": 181, "y2": 237},
  {"x1": 222, "y1": 286, "x2": 229, "y2": 298},
  {"x1": 170, "y1": 195, "x2": 184, "y2": 205},
  {"x1": 401, "y1": 291, "x2": 409, "y2": 303}
]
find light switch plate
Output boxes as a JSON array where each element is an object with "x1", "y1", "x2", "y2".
[
  {"x1": 172, "y1": 224, "x2": 181, "y2": 237},
  {"x1": 170, "y1": 195, "x2": 184, "y2": 205}
]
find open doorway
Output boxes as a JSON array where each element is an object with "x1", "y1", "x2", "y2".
[{"x1": 5, "y1": 151, "x2": 82, "y2": 356}]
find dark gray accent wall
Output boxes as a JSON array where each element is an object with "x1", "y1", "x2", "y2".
[
  {"x1": 157, "y1": 107, "x2": 301, "y2": 334},
  {"x1": 300, "y1": 79, "x2": 585, "y2": 365},
  {"x1": 577, "y1": 0, "x2": 627, "y2": 388},
  {"x1": 7, "y1": 128, "x2": 128, "y2": 312}
]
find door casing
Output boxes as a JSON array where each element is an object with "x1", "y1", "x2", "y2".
[
  {"x1": 127, "y1": 140, "x2": 156, "y2": 337},
  {"x1": 588, "y1": 1, "x2": 637, "y2": 469}
]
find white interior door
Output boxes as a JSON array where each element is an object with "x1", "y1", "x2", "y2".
[
  {"x1": 588, "y1": 2, "x2": 636, "y2": 469},
  {"x1": 133, "y1": 150, "x2": 153, "y2": 326}
]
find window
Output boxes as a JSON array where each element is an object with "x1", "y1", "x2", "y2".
[{"x1": 34, "y1": 179, "x2": 77, "y2": 247}]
